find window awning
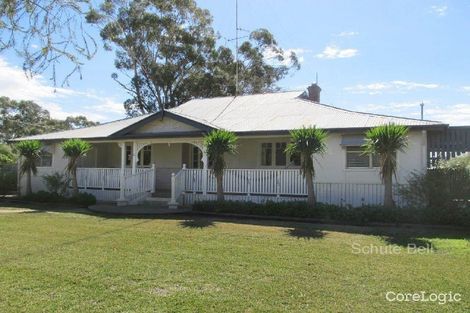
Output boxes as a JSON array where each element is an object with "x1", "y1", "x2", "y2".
[{"x1": 341, "y1": 135, "x2": 365, "y2": 146}]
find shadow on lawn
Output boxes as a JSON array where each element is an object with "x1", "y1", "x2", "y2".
[
  {"x1": 286, "y1": 227, "x2": 325, "y2": 240},
  {"x1": 2, "y1": 201, "x2": 468, "y2": 250},
  {"x1": 180, "y1": 219, "x2": 214, "y2": 229}
]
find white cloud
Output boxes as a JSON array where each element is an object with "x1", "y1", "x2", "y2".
[
  {"x1": 345, "y1": 80, "x2": 440, "y2": 94},
  {"x1": 430, "y1": 5, "x2": 448, "y2": 16},
  {"x1": 0, "y1": 57, "x2": 126, "y2": 122},
  {"x1": 423, "y1": 104, "x2": 470, "y2": 125},
  {"x1": 356, "y1": 100, "x2": 469, "y2": 126},
  {"x1": 316, "y1": 45, "x2": 358, "y2": 59},
  {"x1": 336, "y1": 31, "x2": 359, "y2": 37},
  {"x1": 461, "y1": 86, "x2": 470, "y2": 92}
]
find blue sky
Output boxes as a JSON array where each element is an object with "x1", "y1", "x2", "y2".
[{"x1": 0, "y1": 0, "x2": 469, "y2": 125}]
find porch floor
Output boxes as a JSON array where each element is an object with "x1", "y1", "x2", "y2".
[{"x1": 89, "y1": 204, "x2": 191, "y2": 216}]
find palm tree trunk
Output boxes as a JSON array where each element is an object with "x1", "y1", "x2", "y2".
[
  {"x1": 384, "y1": 173, "x2": 394, "y2": 208},
  {"x1": 72, "y1": 167, "x2": 79, "y2": 196},
  {"x1": 216, "y1": 174, "x2": 224, "y2": 201},
  {"x1": 305, "y1": 170, "x2": 315, "y2": 207},
  {"x1": 26, "y1": 170, "x2": 32, "y2": 195}
]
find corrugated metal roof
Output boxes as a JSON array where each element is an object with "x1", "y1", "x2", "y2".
[
  {"x1": 13, "y1": 113, "x2": 152, "y2": 141},
  {"x1": 169, "y1": 91, "x2": 444, "y2": 132},
  {"x1": 13, "y1": 90, "x2": 445, "y2": 141}
]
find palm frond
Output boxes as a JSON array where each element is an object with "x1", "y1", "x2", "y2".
[
  {"x1": 363, "y1": 124, "x2": 409, "y2": 182},
  {"x1": 285, "y1": 126, "x2": 327, "y2": 178},
  {"x1": 203, "y1": 129, "x2": 238, "y2": 176}
]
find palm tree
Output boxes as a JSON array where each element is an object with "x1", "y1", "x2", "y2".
[
  {"x1": 363, "y1": 124, "x2": 409, "y2": 208},
  {"x1": 204, "y1": 129, "x2": 238, "y2": 201},
  {"x1": 286, "y1": 127, "x2": 327, "y2": 207},
  {"x1": 61, "y1": 139, "x2": 92, "y2": 196},
  {"x1": 16, "y1": 140, "x2": 42, "y2": 195}
]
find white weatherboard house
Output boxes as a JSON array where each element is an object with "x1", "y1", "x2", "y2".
[{"x1": 16, "y1": 85, "x2": 446, "y2": 207}]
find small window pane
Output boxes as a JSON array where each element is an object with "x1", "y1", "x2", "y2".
[
  {"x1": 142, "y1": 145, "x2": 151, "y2": 166},
  {"x1": 346, "y1": 146, "x2": 369, "y2": 168},
  {"x1": 192, "y1": 146, "x2": 202, "y2": 169},
  {"x1": 38, "y1": 151, "x2": 52, "y2": 167},
  {"x1": 275, "y1": 143, "x2": 287, "y2": 166},
  {"x1": 261, "y1": 143, "x2": 272, "y2": 166}
]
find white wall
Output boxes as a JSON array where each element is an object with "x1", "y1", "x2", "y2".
[{"x1": 223, "y1": 131, "x2": 426, "y2": 184}]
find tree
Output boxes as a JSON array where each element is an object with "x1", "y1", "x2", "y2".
[
  {"x1": 363, "y1": 124, "x2": 409, "y2": 208},
  {"x1": 0, "y1": 0, "x2": 105, "y2": 86},
  {"x1": 61, "y1": 139, "x2": 92, "y2": 196},
  {"x1": 16, "y1": 140, "x2": 42, "y2": 195},
  {"x1": 285, "y1": 127, "x2": 327, "y2": 207},
  {"x1": 0, "y1": 144, "x2": 15, "y2": 164},
  {"x1": 204, "y1": 129, "x2": 238, "y2": 201},
  {"x1": 101, "y1": 1, "x2": 299, "y2": 116},
  {"x1": 0, "y1": 97, "x2": 97, "y2": 141}
]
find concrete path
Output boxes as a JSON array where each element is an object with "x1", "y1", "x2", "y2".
[{"x1": 89, "y1": 204, "x2": 191, "y2": 216}]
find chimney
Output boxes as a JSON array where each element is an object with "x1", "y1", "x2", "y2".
[{"x1": 307, "y1": 83, "x2": 321, "y2": 103}]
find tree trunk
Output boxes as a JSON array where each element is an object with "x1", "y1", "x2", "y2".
[
  {"x1": 305, "y1": 170, "x2": 316, "y2": 207},
  {"x1": 26, "y1": 169, "x2": 32, "y2": 195},
  {"x1": 384, "y1": 173, "x2": 394, "y2": 208},
  {"x1": 216, "y1": 174, "x2": 224, "y2": 201},
  {"x1": 72, "y1": 168, "x2": 79, "y2": 196}
]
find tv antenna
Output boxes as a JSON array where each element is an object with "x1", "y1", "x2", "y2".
[
  {"x1": 226, "y1": 0, "x2": 250, "y2": 96},
  {"x1": 420, "y1": 101, "x2": 424, "y2": 120}
]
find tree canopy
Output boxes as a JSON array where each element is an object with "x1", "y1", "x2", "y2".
[
  {"x1": 0, "y1": 96, "x2": 98, "y2": 141},
  {"x1": 101, "y1": 1, "x2": 300, "y2": 115}
]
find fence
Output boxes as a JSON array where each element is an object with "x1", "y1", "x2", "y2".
[
  {"x1": 174, "y1": 168, "x2": 405, "y2": 207},
  {"x1": 428, "y1": 126, "x2": 470, "y2": 167}
]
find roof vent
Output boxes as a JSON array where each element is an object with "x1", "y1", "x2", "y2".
[{"x1": 307, "y1": 83, "x2": 321, "y2": 103}]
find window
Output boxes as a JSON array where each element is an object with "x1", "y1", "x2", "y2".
[
  {"x1": 275, "y1": 143, "x2": 287, "y2": 166},
  {"x1": 346, "y1": 146, "x2": 380, "y2": 168},
  {"x1": 192, "y1": 146, "x2": 203, "y2": 169},
  {"x1": 36, "y1": 151, "x2": 52, "y2": 167},
  {"x1": 141, "y1": 145, "x2": 152, "y2": 166},
  {"x1": 261, "y1": 143, "x2": 272, "y2": 166}
]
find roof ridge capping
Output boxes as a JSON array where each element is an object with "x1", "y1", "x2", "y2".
[{"x1": 295, "y1": 95, "x2": 444, "y2": 125}]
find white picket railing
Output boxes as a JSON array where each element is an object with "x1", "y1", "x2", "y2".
[
  {"x1": 124, "y1": 168, "x2": 155, "y2": 204},
  {"x1": 75, "y1": 167, "x2": 155, "y2": 203},
  {"x1": 172, "y1": 168, "x2": 405, "y2": 207}
]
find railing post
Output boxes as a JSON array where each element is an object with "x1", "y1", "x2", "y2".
[
  {"x1": 151, "y1": 164, "x2": 156, "y2": 193},
  {"x1": 168, "y1": 173, "x2": 178, "y2": 209},
  {"x1": 276, "y1": 170, "x2": 280, "y2": 199},
  {"x1": 202, "y1": 150, "x2": 208, "y2": 196},
  {"x1": 247, "y1": 171, "x2": 251, "y2": 198},
  {"x1": 117, "y1": 142, "x2": 127, "y2": 206}
]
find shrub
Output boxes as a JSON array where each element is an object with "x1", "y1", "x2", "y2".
[
  {"x1": 399, "y1": 168, "x2": 470, "y2": 225},
  {"x1": 68, "y1": 192, "x2": 96, "y2": 207},
  {"x1": 0, "y1": 165, "x2": 17, "y2": 195},
  {"x1": 21, "y1": 191, "x2": 96, "y2": 207},
  {"x1": 438, "y1": 153, "x2": 470, "y2": 171},
  {"x1": 22, "y1": 191, "x2": 65, "y2": 203},
  {"x1": 193, "y1": 200, "x2": 470, "y2": 227},
  {"x1": 42, "y1": 172, "x2": 69, "y2": 196}
]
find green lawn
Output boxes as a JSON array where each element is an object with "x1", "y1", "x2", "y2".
[{"x1": 0, "y1": 204, "x2": 469, "y2": 312}]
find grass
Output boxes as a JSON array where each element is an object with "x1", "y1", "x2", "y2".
[{"x1": 0, "y1": 203, "x2": 469, "y2": 312}]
